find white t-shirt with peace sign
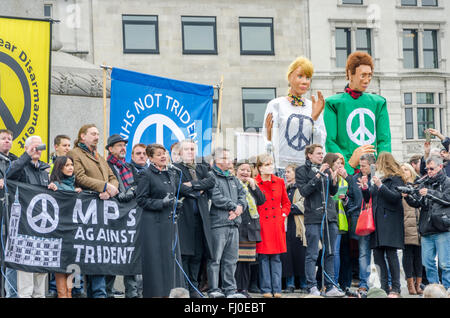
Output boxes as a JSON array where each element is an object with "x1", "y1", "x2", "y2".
[{"x1": 263, "y1": 96, "x2": 326, "y2": 169}]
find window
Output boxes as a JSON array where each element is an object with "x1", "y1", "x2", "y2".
[
  {"x1": 181, "y1": 16, "x2": 217, "y2": 54},
  {"x1": 417, "y1": 92, "x2": 434, "y2": 104},
  {"x1": 44, "y1": 4, "x2": 52, "y2": 18},
  {"x1": 122, "y1": 15, "x2": 159, "y2": 54},
  {"x1": 342, "y1": 0, "x2": 363, "y2": 4},
  {"x1": 403, "y1": 92, "x2": 443, "y2": 139},
  {"x1": 404, "y1": 93, "x2": 413, "y2": 105},
  {"x1": 334, "y1": 27, "x2": 372, "y2": 67},
  {"x1": 401, "y1": 0, "x2": 417, "y2": 5},
  {"x1": 242, "y1": 88, "x2": 276, "y2": 131},
  {"x1": 423, "y1": 30, "x2": 438, "y2": 68},
  {"x1": 335, "y1": 28, "x2": 351, "y2": 68},
  {"x1": 422, "y1": 0, "x2": 438, "y2": 6},
  {"x1": 403, "y1": 29, "x2": 418, "y2": 68},
  {"x1": 405, "y1": 108, "x2": 414, "y2": 139},
  {"x1": 239, "y1": 17, "x2": 274, "y2": 55},
  {"x1": 356, "y1": 28, "x2": 372, "y2": 55},
  {"x1": 417, "y1": 108, "x2": 435, "y2": 138}
]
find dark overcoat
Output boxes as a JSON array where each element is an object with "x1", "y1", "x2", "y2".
[
  {"x1": 238, "y1": 184, "x2": 265, "y2": 243},
  {"x1": 362, "y1": 175, "x2": 405, "y2": 250},
  {"x1": 135, "y1": 164, "x2": 186, "y2": 298},
  {"x1": 174, "y1": 162, "x2": 215, "y2": 258}
]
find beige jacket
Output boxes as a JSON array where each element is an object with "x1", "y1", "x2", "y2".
[
  {"x1": 402, "y1": 198, "x2": 420, "y2": 246},
  {"x1": 68, "y1": 146, "x2": 118, "y2": 193}
]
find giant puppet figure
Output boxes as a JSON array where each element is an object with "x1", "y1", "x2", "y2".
[
  {"x1": 324, "y1": 52, "x2": 391, "y2": 174},
  {"x1": 263, "y1": 56, "x2": 326, "y2": 177}
]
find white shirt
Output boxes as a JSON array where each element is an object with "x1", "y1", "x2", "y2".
[{"x1": 262, "y1": 96, "x2": 326, "y2": 169}]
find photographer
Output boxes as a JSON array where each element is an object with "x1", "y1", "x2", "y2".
[
  {"x1": 404, "y1": 155, "x2": 450, "y2": 290},
  {"x1": 295, "y1": 144, "x2": 344, "y2": 297},
  {"x1": 359, "y1": 152, "x2": 405, "y2": 298}
]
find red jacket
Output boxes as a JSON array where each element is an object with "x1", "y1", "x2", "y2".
[{"x1": 255, "y1": 174, "x2": 291, "y2": 254}]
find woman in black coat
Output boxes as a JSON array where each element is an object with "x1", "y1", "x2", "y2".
[
  {"x1": 234, "y1": 160, "x2": 265, "y2": 297},
  {"x1": 281, "y1": 164, "x2": 307, "y2": 293},
  {"x1": 136, "y1": 144, "x2": 186, "y2": 297},
  {"x1": 174, "y1": 140, "x2": 215, "y2": 298},
  {"x1": 359, "y1": 152, "x2": 405, "y2": 297}
]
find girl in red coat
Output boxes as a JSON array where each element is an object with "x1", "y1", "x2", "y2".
[{"x1": 255, "y1": 154, "x2": 291, "y2": 298}]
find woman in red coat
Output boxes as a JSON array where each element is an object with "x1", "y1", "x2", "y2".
[{"x1": 255, "y1": 154, "x2": 291, "y2": 298}]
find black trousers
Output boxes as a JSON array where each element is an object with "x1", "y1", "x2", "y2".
[
  {"x1": 373, "y1": 247, "x2": 401, "y2": 294},
  {"x1": 181, "y1": 215, "x2": 205, "y2": 293},
  {"x1": 402, "y1": 244, "x2": 422, "y2": 278}
]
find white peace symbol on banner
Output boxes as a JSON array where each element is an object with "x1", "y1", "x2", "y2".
[
  {"x1": 346, "y1": 108, "x2": 376, "y2": 146},
  {"x1": 132, "y1": 114, "x2": 185, "y2": 146},
  {"x1": 26, "y1": 194, "x2": 60, "y2": 234}
]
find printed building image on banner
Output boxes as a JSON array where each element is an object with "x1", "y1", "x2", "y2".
[
  {"x1": 0, "y1": 17, "x2": 52, "y2": 160},
  {"x1": 110, "y1": 68, "x2": 213, "y2": 161},
  {"x1": 4, "y1": 181, "x2": 142, "y2": 276}
]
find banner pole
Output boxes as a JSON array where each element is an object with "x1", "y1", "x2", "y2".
[
  {"x1": 102, "y1": 62, "x2": 108, "y2": 157},
  {"x1": 215, "y1": 75, "x2": 224, "y2": 149}
]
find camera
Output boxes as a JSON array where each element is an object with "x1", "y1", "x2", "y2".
[
  {"x1": 35, "y1": 144, "x2": 46, "y2": 151},
  {"x1": 395, "y1": 185, "x2": 417, "y2": 195}
]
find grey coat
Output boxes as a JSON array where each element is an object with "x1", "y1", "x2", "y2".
[{"x1": 208, "y1": 167, "x2": 247, "y2": 229}]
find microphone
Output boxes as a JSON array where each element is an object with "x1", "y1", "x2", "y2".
[
  {"x1": 168, "y1": 163, "x2": 182, "y2": 172},
  {"x1": 312, "y1": 166, "x2": 327, "y2": 177},
  {"x1": 0, "y1": 152, "x2": 10, "y2": 162}
]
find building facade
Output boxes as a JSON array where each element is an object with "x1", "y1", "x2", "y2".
[{"x1": 3, "y1": 0, "x2": 450, "y2": 161}]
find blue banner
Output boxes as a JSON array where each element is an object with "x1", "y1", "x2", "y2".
[{"x1": 110, "y1": 68, "x2": 213, "y2": 160}]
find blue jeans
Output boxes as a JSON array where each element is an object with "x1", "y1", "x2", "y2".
[
  {"x1": 305, "y1": 222, "x2": 338, "y2": 290},
  {"x1": 358, "y1": 234, "x2": 371, "y2": 289},
  {"x1": 86, "y1": 275, "x2": 106, "y2": 298},
  {"x1": 421, "y1": 232, "x2": 450, "y2": 289},
  {"x1": 5, "y1": 267, "x2": 17, "y2": 298},
  {"x1": 334, "y1": 234, "x2": 342, "y2": 283},
  {"x1": 259, "y1": 254, "x2": 282, "y2": 294}
]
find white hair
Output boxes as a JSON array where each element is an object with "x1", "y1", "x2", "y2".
[
  {"x1": 423, "y1": 284, "x2": 449, "y2": 298},
  {"x1": 24, "y1": 135, "x2": 42, "y2": 148}
]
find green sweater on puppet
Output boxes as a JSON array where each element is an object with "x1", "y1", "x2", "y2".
[{"x1": 324, "y1": 92, "x2": 391, "y2": 174}]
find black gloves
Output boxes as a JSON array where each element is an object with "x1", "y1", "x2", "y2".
[
  {"x1": 117, "y1": 186, "x2": 136, "y2": 203},
  {"x1": 162, "y1": 193, "x2": 175, "y2": 208}
]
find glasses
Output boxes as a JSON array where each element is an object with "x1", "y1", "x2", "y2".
[{"x1": 426, "y1": 167, "x2": 436, "y2": 171}]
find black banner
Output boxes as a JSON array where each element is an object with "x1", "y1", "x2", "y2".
[{"x1": 3, "y1": 180, "x2": 141, "y2": 275}]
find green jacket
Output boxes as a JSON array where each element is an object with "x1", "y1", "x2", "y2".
[{"x1": 324, "y1": 92, "x2": 391, "y2": 174}]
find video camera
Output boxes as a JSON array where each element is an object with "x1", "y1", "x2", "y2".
[{"x1": 395, "y1": 185, "x2": 419, "y2": 195}]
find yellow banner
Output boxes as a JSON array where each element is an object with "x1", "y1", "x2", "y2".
[{"x1": 0, "y1": 17, "x2": 51, "y2": 161}]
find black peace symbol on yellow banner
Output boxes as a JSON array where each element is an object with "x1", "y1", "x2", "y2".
[{"x1": 0, "y1": 51, "x2": 31, "y2": 140}]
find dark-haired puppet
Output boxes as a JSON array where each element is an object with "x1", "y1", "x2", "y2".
[{"x1": 324, "y1": 52, "x2": 391, "y2": 174}]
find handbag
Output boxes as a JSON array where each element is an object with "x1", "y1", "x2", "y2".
[{"x1": 355, "y1": 197, "x2": 375, "y2": 236}]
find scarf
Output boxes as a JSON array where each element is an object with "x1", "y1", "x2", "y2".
[
  {"x1": 78, "y1": 142, "x2": 99, "y2": 160},
  {"x1": 345, "y1": 84, "x2": 363, "y2": 99},
  {"x1": 182, "y1": 162, "x2": 198, "y2": 181},
  {"x1": 213, "y1": 164, "x2": 230, "y2": 177},
  {"x1": 60, "y1": 175, "x2": 76, "y2": 191},
  {"x1": 107, "y1": 154, "x2": 134, "y2": 190},
  {"x1": 287, "y1": 93, "x2": 305, "y2": 107},
  {"x1": 239, "y1": 180, "x2": 259, "y2": 219}
]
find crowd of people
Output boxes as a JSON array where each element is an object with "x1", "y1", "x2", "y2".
[
  {"x1": 0, "y1": 50, "x2": 449, "y2": 299},
  {"x1": 0, "y1": 125, "x2": 449, "y2": 298}
]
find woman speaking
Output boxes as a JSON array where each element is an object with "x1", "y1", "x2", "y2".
[{"x1": 136, "y1": 143, "x2": 186, "y2": 297}]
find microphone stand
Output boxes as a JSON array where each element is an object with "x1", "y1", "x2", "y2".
[
  {"x1": 0, "y1": 159, "x2": 11, "y2": 298},
  {"x1": 319, "y1": 172, "x2": 332, "y2": 294}
]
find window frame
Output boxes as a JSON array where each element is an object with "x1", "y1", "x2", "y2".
[
  {"x1": 341, "y1": 0, "x2": 363, "y2": 4},
  {"x1": 122, "y1": 14, "x2": 159, "y2": 54},
  {"x1": 423, "y1": 29, "x2": 438, "y2": 68},
  {"x1": 355, "y1": 28, "x2": 372, "y2": 55},
  {"x1": 335, "y1": 27, "x2": 352, "y2": 68},
  {"x1": 181, "y1": 16, "x2": 218, "y2": 55},
  {"x1": 402, "y1": 29, "x2": 419, "y2": 69},
  {"x1": 239, "y1": 17, "x2": 275, "y2": 56},
  {"x1": 401, "y1": 0, "x2": 418, "y2": 6},
  {"x1": 241, "y1": 87, "x2": 276, "y2": 132}
]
